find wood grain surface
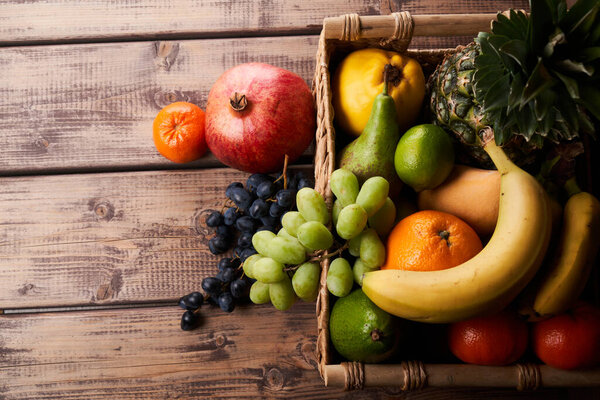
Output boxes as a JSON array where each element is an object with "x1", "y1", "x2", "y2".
[
  {"x1": 0, "y1": 168, "x2": 265, "y2": 309},
  {"x1": 1, "y1": 0, "x2": 596, "y2": 398},
  {"x1": 0, "y1": 36, "x2": 317, "y2": 175},
  {"x1": 0, "y1": 305, "x2": 593, "y2": 400},
  {"x1": 0, "y1": 0, "x2": 529, "y2": 45}
]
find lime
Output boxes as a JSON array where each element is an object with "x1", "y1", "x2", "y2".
[
  {"x1": 394, "y1": 124, "x2": 455, "y2": 192},
  {"x1": 329, "y1": 289, "x2": 399, "y2": 363}
]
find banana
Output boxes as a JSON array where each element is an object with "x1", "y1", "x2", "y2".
[
  {"x1": 362, "y1": 137, "x2": 552, "y2": 323},
  {"x1": 519, "y1": 191, "x2": 600, "y2": 320}
]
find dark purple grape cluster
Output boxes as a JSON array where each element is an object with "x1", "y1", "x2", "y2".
[
  {"x1": 205, "y1": 171, "x2": 313, "y2": 259},
  {"x1": 178, "y1": 170, "x2": 313, "y2": 331}
]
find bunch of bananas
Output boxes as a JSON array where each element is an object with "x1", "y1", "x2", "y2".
[{"x1": 362, "y1": 130, "x2": 600, "y2": 323}]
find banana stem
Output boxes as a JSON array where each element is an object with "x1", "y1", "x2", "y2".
[
  {"x1": 482, "y1": 137, "x2": 514, "y2": 175},
  {"x1": 564, "y1": 177, "x2": 582, "y2": 197}
]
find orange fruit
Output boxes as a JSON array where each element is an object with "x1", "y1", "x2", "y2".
[
  {"x1": 382, "y1": 210, "x2": 482, "y2": 271},
  {"x1": 448, "y1": 310, "x2": 528, "y2": 366},
  {"x1": 153, "y1": 102, "x2": 207, "y2": 163},
  {"x1": 532, "y1": 301, "x2": 600, "y2": 370}
]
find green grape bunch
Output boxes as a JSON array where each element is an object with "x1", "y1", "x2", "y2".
[{"x1": 243, "y1": 168, "x2": 395, "y2": 312}]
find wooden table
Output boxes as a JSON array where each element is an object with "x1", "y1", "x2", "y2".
[{"x1": 1, "y1": 1, "x2": 598, "y2": 399}]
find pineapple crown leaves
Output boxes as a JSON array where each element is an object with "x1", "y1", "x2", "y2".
[{"x1": 473, "y1": 0, "x2": 599, "y2": 147}]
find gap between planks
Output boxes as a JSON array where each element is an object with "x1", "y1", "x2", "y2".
[{"x1": 1, "y1": 300, "x2": 175, "y2": 315}]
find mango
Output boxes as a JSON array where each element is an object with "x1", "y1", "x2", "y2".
[{"x1": 417, "y1": 165, "x2": 500, "y2": 236}]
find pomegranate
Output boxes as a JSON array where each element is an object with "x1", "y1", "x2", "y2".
[{"x1": 205, "y1": 63, "x2": 315, "y2": 173}]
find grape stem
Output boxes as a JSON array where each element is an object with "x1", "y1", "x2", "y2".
[
  {"x1": 273, "y1": 154, "x2": 290, "y2": 190},
  {"x1": 284, "y1": 242, "x2": 349, "y2": 272}
]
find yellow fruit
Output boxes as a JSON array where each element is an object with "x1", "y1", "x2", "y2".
[
  {"x1": 332, "y1": 48, "x2": 426, "y2": 137},
  {"x1": 417, "y1": 165, "x2": 500, "y2": 236},
  {"x1": 362, "y1": 138, "x2": 552, "y2": 323}
]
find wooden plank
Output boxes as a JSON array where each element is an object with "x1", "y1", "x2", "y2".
[
  {"x1": 0, "y1": 36, "x2": 318, "y2": 175},
  {"x1": 0, "y1": 2, "x2": 531, "y2": 176},
  {"x1": 0, "y1": 1, "x2": 529, "y2": 45},
  {"x1": 0, "y1": 168, "x2": 267, "y2": 309},
  {"x1": 0, "y1": 305, "x2": 584, "y2": 399}
]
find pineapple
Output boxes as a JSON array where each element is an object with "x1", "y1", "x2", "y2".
[{"x1": 429, "y1": 0, "x2": 599, "y2": 168}]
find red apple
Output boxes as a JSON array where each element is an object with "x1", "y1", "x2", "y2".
[{"x1": 205, "y1": 63, "x2": 315, "y2": 173}]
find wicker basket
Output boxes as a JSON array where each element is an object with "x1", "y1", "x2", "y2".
[{"x1": 311, "y1": 12, "x2": 600, "y2": 391}]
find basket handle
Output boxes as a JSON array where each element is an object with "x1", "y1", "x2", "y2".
[{"x1": 323, "y1": 13, "x2": 498, "y2": 40}]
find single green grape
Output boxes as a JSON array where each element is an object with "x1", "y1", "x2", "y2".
[
  {"x1": 326, "y1": 257, "x2": 354, "y2": 298},
  {"x1": 296, "y1": 187, "x2": 330, "y2": 225},
  {"x1": 296, "y1": 221, "x2": 334, "y2": 252},
  {"x1": 356, "y1": 176, "x2": 389, "y2": 217},
  {"x1": 269, "y1": 275, "x2": 296, "y2": 311},
  {"x1": 249, "y1": 281, "x2": 271, "y2": 304},
  {"x1": 277, "y1": 227, "x2": 295, "y2": 239},
  {"x1": 359, "y1": 228, "x2": 386, "y2": 268},
  {"x1": 242, "y1": 253, "x2": 263, "y2": 279},
  {"x1": 348, "y1": 232, "x2": 363, "y2": 257},
  {"x1": 292, "y1": 262, "x2": 320, "y2": 302},
  {"x1": 267, "y1": 236, "x2": 307, "y2": 265},
  {"x1": 336, "y1": 203, "x2": 368, "y2": 240},
  {"x1": 252, "y1": 230, "x2": 276, "y2": 257},
  {"x1": 253, "y1": 257, "x2": 286, "y2": 283},
  {"x1": 353, "y1": 258, "x2": 378, "y2": 286},
  {"x1": 330, "y1": 168, "x2": 359, "y2": 207},
  {"x1": 332, "y1": 199, "x2": 342, "y2": 227},
  {"x1": 368, "y1": 197, "x2": 397, "y2": 237},
  {"x1": 281, "y1": 211, "x2": 306, "y2": 237}
]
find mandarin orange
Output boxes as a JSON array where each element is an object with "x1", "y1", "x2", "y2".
[
  {"x1": 382, "y1": 210, "x2": 482, "y2": 271},
  {"x1": 448, "y1": 310, "x2": 528, "y2": 366},
  {"x1": 153, "y1": 102, "x2": 207, "y2": 163}
]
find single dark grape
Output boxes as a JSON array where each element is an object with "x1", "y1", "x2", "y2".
[
  {"x1": 178, "y1": 296, "x2": 188, "y2": 310},
  {"x1": 246, "y1": 173, "x2": 273, "y2": 194},
  {"x1": 218, "y1": 257, "x2": 233, "y2": 271},
  {"x1": 269, "y1": 202, "x2": 286, "y2": 218},
  {"x1": 216, "y1": 224, "x2": 233, "y2": 239},
  {"x1": 286, "y1": 171, "x2": 299, "y2": 190},
  {"x1": 297, "y1": 177, "x2": 313, "y2": 190},
  {"x1": 223, "y1": 207, "x2": 239, "y2": 226},
  {"x1": 217, "y1": 266, "x2": 236, "y2": 283},
  {"x1": 248, "y1": 198, "x2": 269, "y2": 219},
  {"x1": 205, "y1": 211, "x2": 224, "y2": 227},
  {"x1": 225, "y1": 182, "x2": 244, "y2": 198},
  {"x1": 230, "y1": 279, "x2": 249, "y2": 298},
  {"x1": 208, "y1": 235, "x2": 229, "y2": 255},
  {"x1": 201, "y1": 277, "x2": 223, "y2": 297},
  {"x1": 208, "y1": 236, "x2": 227, "y2": 255},
  {"x1": 239, "y1": 247, "x2": 257, "y2": 261},
  {"x1": 260, "y1": 215, "x2": 278, "y2": 227},
  {"x1": 181, "y1": 310, "x2": 199, "y2": 331},
  {"x1": 229, "y1": 187, "x2": 253, "y2": 211},
  {"x1": 256, "y1": 181, "x2": 275, "y2": 200},
  {"x1": 275, "y1": 189, "x2": 296, "y2": 208},
  {"x1": 218, "y1": 292, "x2": 235, "y2": 313},
  {"x1": 237, "y1": 231, "x2": 253, "y2": 248},
  {"x1": 235, "y1": 216, "x2": 256, "y2": 232},
  {"x1": 185, "y1": 291, "x2": 204, "y2": 309}
]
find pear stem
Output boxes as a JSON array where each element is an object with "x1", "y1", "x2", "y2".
[{"x1": 382, "y1": 64, "x2": 391, "y2": 96}]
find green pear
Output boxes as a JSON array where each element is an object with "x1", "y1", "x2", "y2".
[{"x1": 337, "y1": 65, "x2": 403, "y2": 196}]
